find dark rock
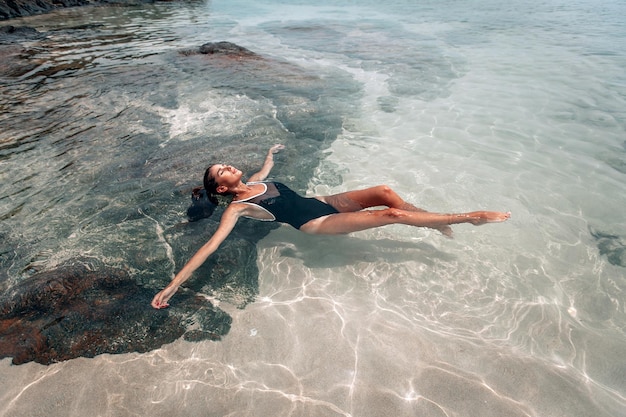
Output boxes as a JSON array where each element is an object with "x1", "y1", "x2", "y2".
[
  {"x1": 0, "y1": 25, "x2": 41, "y2": 77},
  {"x1": 1, "y1": 0, "x2": 88, "y2": 20},
  {"x1": 0, "y1": 32, "x2": 357, "y2": 364},
  {"x1": 198, "y1": 41, "x2": 258, "y2": 58},
  {"x1": 590, "y1": 228, "x2": 626, "y2": 267},
  {"x1": 0, "y1": 25, "x2": 37, "y2": 35},
  {"x1": 0, "y1": 260, "x2": 230, "y2": 365},
  {"x1": 0, "y1": 24, "x2": 44, "y2": 45},
  {"x1": 0, "y1": 0, "x2": 160, "y2": 20}
]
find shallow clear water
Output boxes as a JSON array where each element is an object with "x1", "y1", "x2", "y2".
[{"x1": 1, "y1": 0, "x2": 625, "y2": 416}]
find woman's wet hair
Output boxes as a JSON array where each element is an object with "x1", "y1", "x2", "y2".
[
  {"x1": 184, "y1": 165, "x2": 228, "y2": 221},
  {"x1": 187, "y1": 186, "x2": 217, "y2": 221},
  {"x1": 203, "y1": 165, "x2": 224, "y2": 205}
]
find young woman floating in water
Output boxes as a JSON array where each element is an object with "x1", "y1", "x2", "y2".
[{"x1": 151, "y1": 144, "x2": 510, "y2": 309}]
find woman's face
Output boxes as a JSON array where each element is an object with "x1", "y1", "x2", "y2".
[{"x1": 209, "y1": 164, "x2": 242, "y2": 188}]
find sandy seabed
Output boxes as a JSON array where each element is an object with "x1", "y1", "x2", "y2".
[{"x1": 0, "y1": 227, "x2": 614, "y2": 417}]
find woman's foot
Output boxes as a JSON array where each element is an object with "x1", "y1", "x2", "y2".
[
  {"x1": 436, "y1": 225, "x2": 454, "y2": 237},
  {"x1": 465, "y1": 211, "x2": 511, "y2": 225}
]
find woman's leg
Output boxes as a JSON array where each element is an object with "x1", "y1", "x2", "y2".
[
  {"x1": 300, "y1": 208, "x2": 510, "y2": 235},
  {"x1": 322, "y1": 185, "x2": 422, "y2": 212},
  {"x1": 321, "y1": 185, "x2": 453, "y2": 235}
]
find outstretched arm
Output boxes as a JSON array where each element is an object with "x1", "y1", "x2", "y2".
[
  {"x1": 248, "y1": 144, "x2": 284, "y2": 182},
  {"x1": 151, "y1": 204, "x2": 244, "y2": 309}
]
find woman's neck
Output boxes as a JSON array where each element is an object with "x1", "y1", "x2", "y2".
[{"x1": 230, "y1": 181, "x2": 254, "y2": 198}]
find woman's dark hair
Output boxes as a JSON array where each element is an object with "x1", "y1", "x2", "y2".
[{"x1": 203, "y1": 165, "x2": 224, "y2": 205}]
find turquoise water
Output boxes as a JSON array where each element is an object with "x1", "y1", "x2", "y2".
[{"x1": 1, "y1": 0, "x2": 625, "y2": 416}]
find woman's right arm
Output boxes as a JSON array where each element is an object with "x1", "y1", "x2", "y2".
[
  {"x1": 151, "y1": 204, "x2": 244, "y2": 309},
  {"x1": 248, "y1": 144, "x2": 284, "y2": 182}
]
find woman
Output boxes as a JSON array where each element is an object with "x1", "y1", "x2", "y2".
[{"x1": 151, "y1": 144, "x2": 510, "y2": 308}]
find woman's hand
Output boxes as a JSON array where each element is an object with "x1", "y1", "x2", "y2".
[
  {"x1": 151, "y1": 284, "x2": 179, "y2": 309},
  {"x1": 249, "y1": 144, "x2": 285, "y2": 182}
]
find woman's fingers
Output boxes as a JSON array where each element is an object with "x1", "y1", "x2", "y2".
[{"x1": 271, "y1": 144, "x2": 285, "y2": 153}]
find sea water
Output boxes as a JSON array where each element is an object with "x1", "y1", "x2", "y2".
[{"x1": 1, "y1": 0, "x2": 625, "y2": 416}]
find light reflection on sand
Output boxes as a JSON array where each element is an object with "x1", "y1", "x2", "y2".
[
  {"x1": 2, "y1": 200, "x2": 623, "y2": 416},
  {"x1": 0, "y1": 227, "x2": 623, "y2": 417}
]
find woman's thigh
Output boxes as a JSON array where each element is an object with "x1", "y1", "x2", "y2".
[
  {"x1": 321, "y1": 185, "x2": 405, "y2": 212},
  {"x1": 299, "y1": 209, "x2": 399, "y2": 235}
]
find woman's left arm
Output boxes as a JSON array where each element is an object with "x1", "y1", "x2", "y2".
[{"x1": 248, "y1": 144, "x2": 284, "y2": 182}]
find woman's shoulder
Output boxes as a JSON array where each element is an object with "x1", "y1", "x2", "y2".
[
  {"x1": 224, "y1": 196, "x2": 275, "y2": 222},
  {"x1": 222, "y1": 201, "x2": 250, "y2": 217},
  {"x1": 233, "y1": 182, "x2": 269, "y2": 203}
]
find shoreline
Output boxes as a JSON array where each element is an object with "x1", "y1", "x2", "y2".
[{"x1": 0, "y1": 0, "x2": 169, "y2": 21}]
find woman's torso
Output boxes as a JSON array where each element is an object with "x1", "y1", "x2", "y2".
[{"x1": 232, "y1": 181, "x2": 339, "y2": 229}]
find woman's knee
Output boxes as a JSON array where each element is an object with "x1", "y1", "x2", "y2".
[
  {"x1": 381, "y1": 207, "x2": 406, "y2": 219},
  {"x1": 374, "y1": 184, "x2": 393, "y2": 194},
  {"x1": 374, "y1": 185, "x2": 403, "y2": 205}
]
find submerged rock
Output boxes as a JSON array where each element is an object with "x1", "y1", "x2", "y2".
[
  {"x1": 0, "y1": 25, "x2": 43, "y2": 76},
  {"x1": 0, "y1": 25, "x2": 40, "y2": 40},
  {"x1": 590, "y1": 228, "x2": 626, "y2": 267},
  {"x1": 0, "y1": 33, "x2": 356, "y2": 365},
  {"x1": 0, "y1": 260, "x2": 230, "y2": 365}
]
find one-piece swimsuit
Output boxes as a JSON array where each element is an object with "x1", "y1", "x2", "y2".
[{"x1": 233, "y1": 182, "x2": 339, "y2": 229}]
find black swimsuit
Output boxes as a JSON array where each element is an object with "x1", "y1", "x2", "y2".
[{"x1": 233, "y1": 182, "x2": 339, "y2": 229}]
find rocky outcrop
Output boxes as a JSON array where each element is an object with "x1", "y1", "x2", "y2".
[
  {"x1": 0, "y1": 0, "x2": 157, "y2": 21},
  {"x1": 0, "y1": 261, "x2": 231, "y2": 365},
  {"x1": 0, "y1": 31, "x2": 355, "y2": 364}
]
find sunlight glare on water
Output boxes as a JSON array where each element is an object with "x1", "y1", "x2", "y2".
[{"x1": 1, "y1": 1, "x2": 625, "y2": 416}]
